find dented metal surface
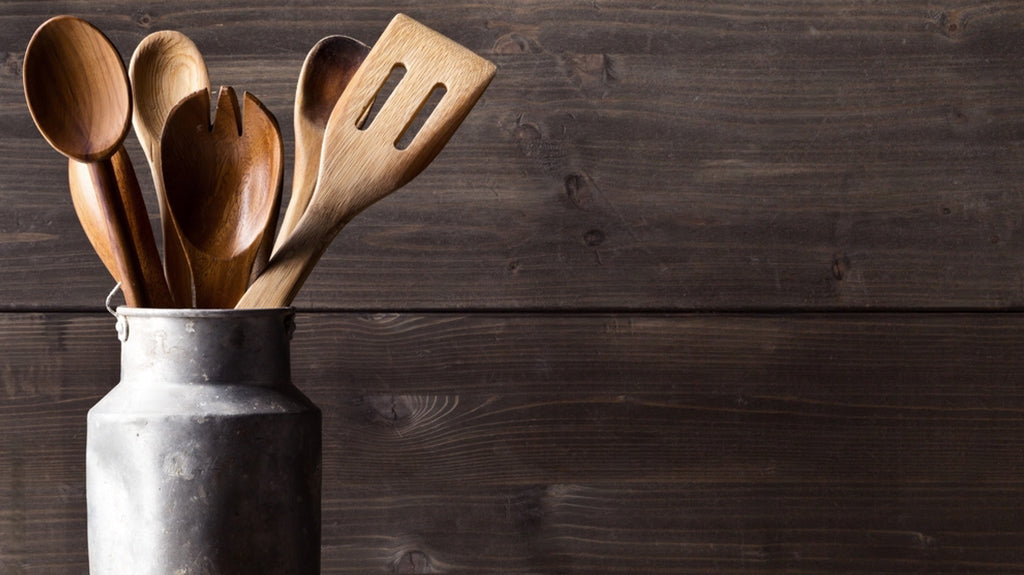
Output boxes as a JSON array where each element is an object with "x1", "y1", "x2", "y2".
[{"x1": 87, "y1": 307, "x2": 321, "y2": 575}]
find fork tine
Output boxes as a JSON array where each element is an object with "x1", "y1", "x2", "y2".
[{"x1": 212, "y1": 86, "x2": 241, "y2": 136}]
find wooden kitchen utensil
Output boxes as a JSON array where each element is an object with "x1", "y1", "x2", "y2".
[
  {"x1": 130, "y1": 30, "x2": 210, "y2": 307},
  {"x1": 68, "y1": 147, "x2": 175, "y2": 308},
  {"x1": 274, "y1": 35, "x2": 370, "y2": 252},
  {"x1": 236, "y1": 14, "x2": 496, "y2": 308},
  {"x1": 24, "y1": 15, "x2": 170, "y2": 307},
  {"x1": 161, "y1": 86, "x2": 283, "y2": 308}
]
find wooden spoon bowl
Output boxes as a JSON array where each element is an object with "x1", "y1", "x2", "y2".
[
  {"x1": 24, "y1": 15, "x2": 172, "y2": 307},
  {"x1": 130, "y1": 30, "x2": 210, "y2": 307},
  {"x1": 275, "y1": 35, "x2": 370, "y2": 251},
  {"x1": 161, "y1": 86, "x2": 283, "y2": 308},
  {"x1": 236, "y1": 14, "x2": 496, "y2": 309},
  {"x1": 23, "y1": 15, "x2": 131, "y2": 161}
]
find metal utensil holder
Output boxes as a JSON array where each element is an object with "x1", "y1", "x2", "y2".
[{"x1": 87, "y1": 307, "x2": 321, "y2": 575}]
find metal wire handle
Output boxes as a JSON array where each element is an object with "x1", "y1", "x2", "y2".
[{"x1": 105, "y1": 282, "x2": 122, "y2": 316}]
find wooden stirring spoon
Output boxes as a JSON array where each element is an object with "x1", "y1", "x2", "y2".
[
  {"x1": 236, "y1": 14, "x2": 496, "y2": 309},
  {"x1": 23, "y1": 15, "x2": 171, "y2": 307},
  {"x1": 130, "y1": 30, "x2": 210, "y2": 307},
  {"x1": 162, "y1": 87, "x2": 283, "y2": 308},
  {"x1": 68, "y1": 147, "x2": 175, "y2": 308},
  {"x1": 274, "y1": 35, "x2": 370, "y2": 253}
]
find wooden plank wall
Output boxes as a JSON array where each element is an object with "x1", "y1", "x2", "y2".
[{"x1": 2, "y1": 1, "x2": 1024, "y2": 573}]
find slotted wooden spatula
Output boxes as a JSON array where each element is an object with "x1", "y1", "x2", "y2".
[{"x1": 236, "y1": 14, "x2": 496, "y2": 308}]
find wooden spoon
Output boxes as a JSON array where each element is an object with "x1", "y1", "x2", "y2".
[
  {"x1": 161, "y1": 86, "x2": 283, "y2": 309},
  {"x1": 236, "y1": 14, "x2": 496, "y2": 309},
  {"x1": 274, "y1": 35, "x2": 370, "y2": 253},
  {"x1": 23, "y1": 15, "x2": 170, "y2": 307},
  {"x1": 130, "y1": 30, "x2": 210, "y2": 307},
  {"x1": 68, "y1": 147, "x2": 174, "y2": 307}
]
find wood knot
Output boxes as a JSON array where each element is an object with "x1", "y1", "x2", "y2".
[
  {"x1": 134, "y1": 10, "x2": 155, "y2": 28},
  {"x1": 564, "y1": 53, "x2": 618, "y2": 88},
  {"x1": 564, "y1": 173, "x2": 588, "y2": 209},
  {"x1": 507, "y1": 115, "x2": 569, "y2": 174},
  {"x1": 831, "y1": 253, "x2": 851, "y2": 281},
  {"x1": 363, "y1": 395, "x2": 413, "y2": 425},
  {"x1": 931, "y1": 10, "x2": 966, "y2": 39},
  {"x1": 512, "y1": 120, "x2": 542, "y2": 143},
  {"x1": 391, "y1": 550, "x2": 433, "y2": 574},
  {"x1": 2, "y1": 52, "x2": 23, "y2": 77},
  {"x1": 493, "y1": 32, "x2": 539, "y2": 54},
  {"x1": 584, "y1": 229, "x2": 606, "y2": 247}
]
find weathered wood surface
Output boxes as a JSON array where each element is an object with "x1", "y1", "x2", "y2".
[
  {"x1": 3, "y1": 1, "x2": 1024, "y2": 310},
  {"x1": 5, "y1": 1, "x2": 1024, "y2": 573},
  {"x1": 2, "y1": 312, "x2": 1024, "y2": 573}
]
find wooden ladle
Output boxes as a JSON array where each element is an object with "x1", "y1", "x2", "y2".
[
  {"x1": 130, "y1": 30, "x2": 210, "y2": 307},
  {"x1": 161, "y1": 86, "x2": 283, "y2": 309},
  {"x1": 274, "y1": 35, "x2": 370, "y2": 253},
  {"x1": 236, "y1": 14, "x2": 496, "y2": 308},
  {"x1": 23, "y1": 15, "x2": 170, "y2": 307}
]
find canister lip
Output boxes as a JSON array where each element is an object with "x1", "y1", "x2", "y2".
[{"x1": 114, "y1": 306, "x2": 295, "y2": 319}]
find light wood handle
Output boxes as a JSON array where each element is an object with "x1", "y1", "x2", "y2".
[
  {"x1": 236, "y1": 14, "x2": 496, "y2": 309},
  {"x1": 235, "y1": 207, "x2": 340, "y2": 309}
]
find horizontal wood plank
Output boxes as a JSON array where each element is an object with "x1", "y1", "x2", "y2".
[
  {"x1": 1, "y1": 311, "x2": 1023, "y2": 573},
  {"x1": 5, "y1": 0, "x2": 1024, "y2": 573},
  {"x1": 3, "y1": 1, "x2": 1024, "y2": 309}
]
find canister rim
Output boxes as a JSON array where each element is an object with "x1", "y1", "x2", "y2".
[{"x1": 114, "y1": 306, "x2": 295, "y2": 319}]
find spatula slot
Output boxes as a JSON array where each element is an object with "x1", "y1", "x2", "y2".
[
  {"x1": 395, "y1": 83, "x2": 447, "y2": 150},
  {"x1": 357, "y1": 63, "x2": 406, "y2": 131}
]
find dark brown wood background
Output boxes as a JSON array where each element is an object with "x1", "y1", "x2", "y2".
[{"x1": 3, "y1": 1, "x2": 1024, "y2": 573}]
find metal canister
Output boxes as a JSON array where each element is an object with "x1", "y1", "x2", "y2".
[{"x1": 86, "y1": 307, "x2": 321, "y2": 575}]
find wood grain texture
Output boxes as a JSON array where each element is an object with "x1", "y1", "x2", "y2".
[
  {"x1": 236, "y1": 14, "x2": 497, "y2": 309},
  {"x1": 161, "y1": 86, "x2": 283, "y2": 308},
  {"x1": 4, "y1": 2, "x2": 1024, "y2": 574},
  {"x1": 68, "y1": 146, "x2": 175, "y2": 307},
  {"x1": 276, "y1": 35, "x2": 368, "y2": 250},
  {"x1": 129, "y1": 28, "x2": 211, "y2": 307},
  {"x1": 2, "y1": 312, "x2": 1024, "y2": 573},
  {"x1": 3, "y1": 1, "x2": 1024, "y2": 309}
]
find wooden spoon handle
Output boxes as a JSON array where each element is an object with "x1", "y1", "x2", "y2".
[
  {"x1": 111, "y1": 147, "x2": 175, "y2": 308},
  {"x1": 248, "y1": 164, "x2": 283, "y2": 286},
  {"x1": 71, "y1": 148, "x2": 175, "y2": 307},
  {"x1": 87, "y1": 148, "x2": 174, "y2": 308},
  {"x1": 87, "y1": 157, "x2": 148, "y2": 307},
  {"x1": 235, "y1": 208, "x2": 340, "y2": 309},
  {"x1": 186, "y1": 247, "x2": 258, "y2": 309},
  {"x1": 148, "y1": 153, "x2": 192, "y2": 307},
  {"x1": 69, "y1": 159, "x2": 119, "y2": 281}
]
